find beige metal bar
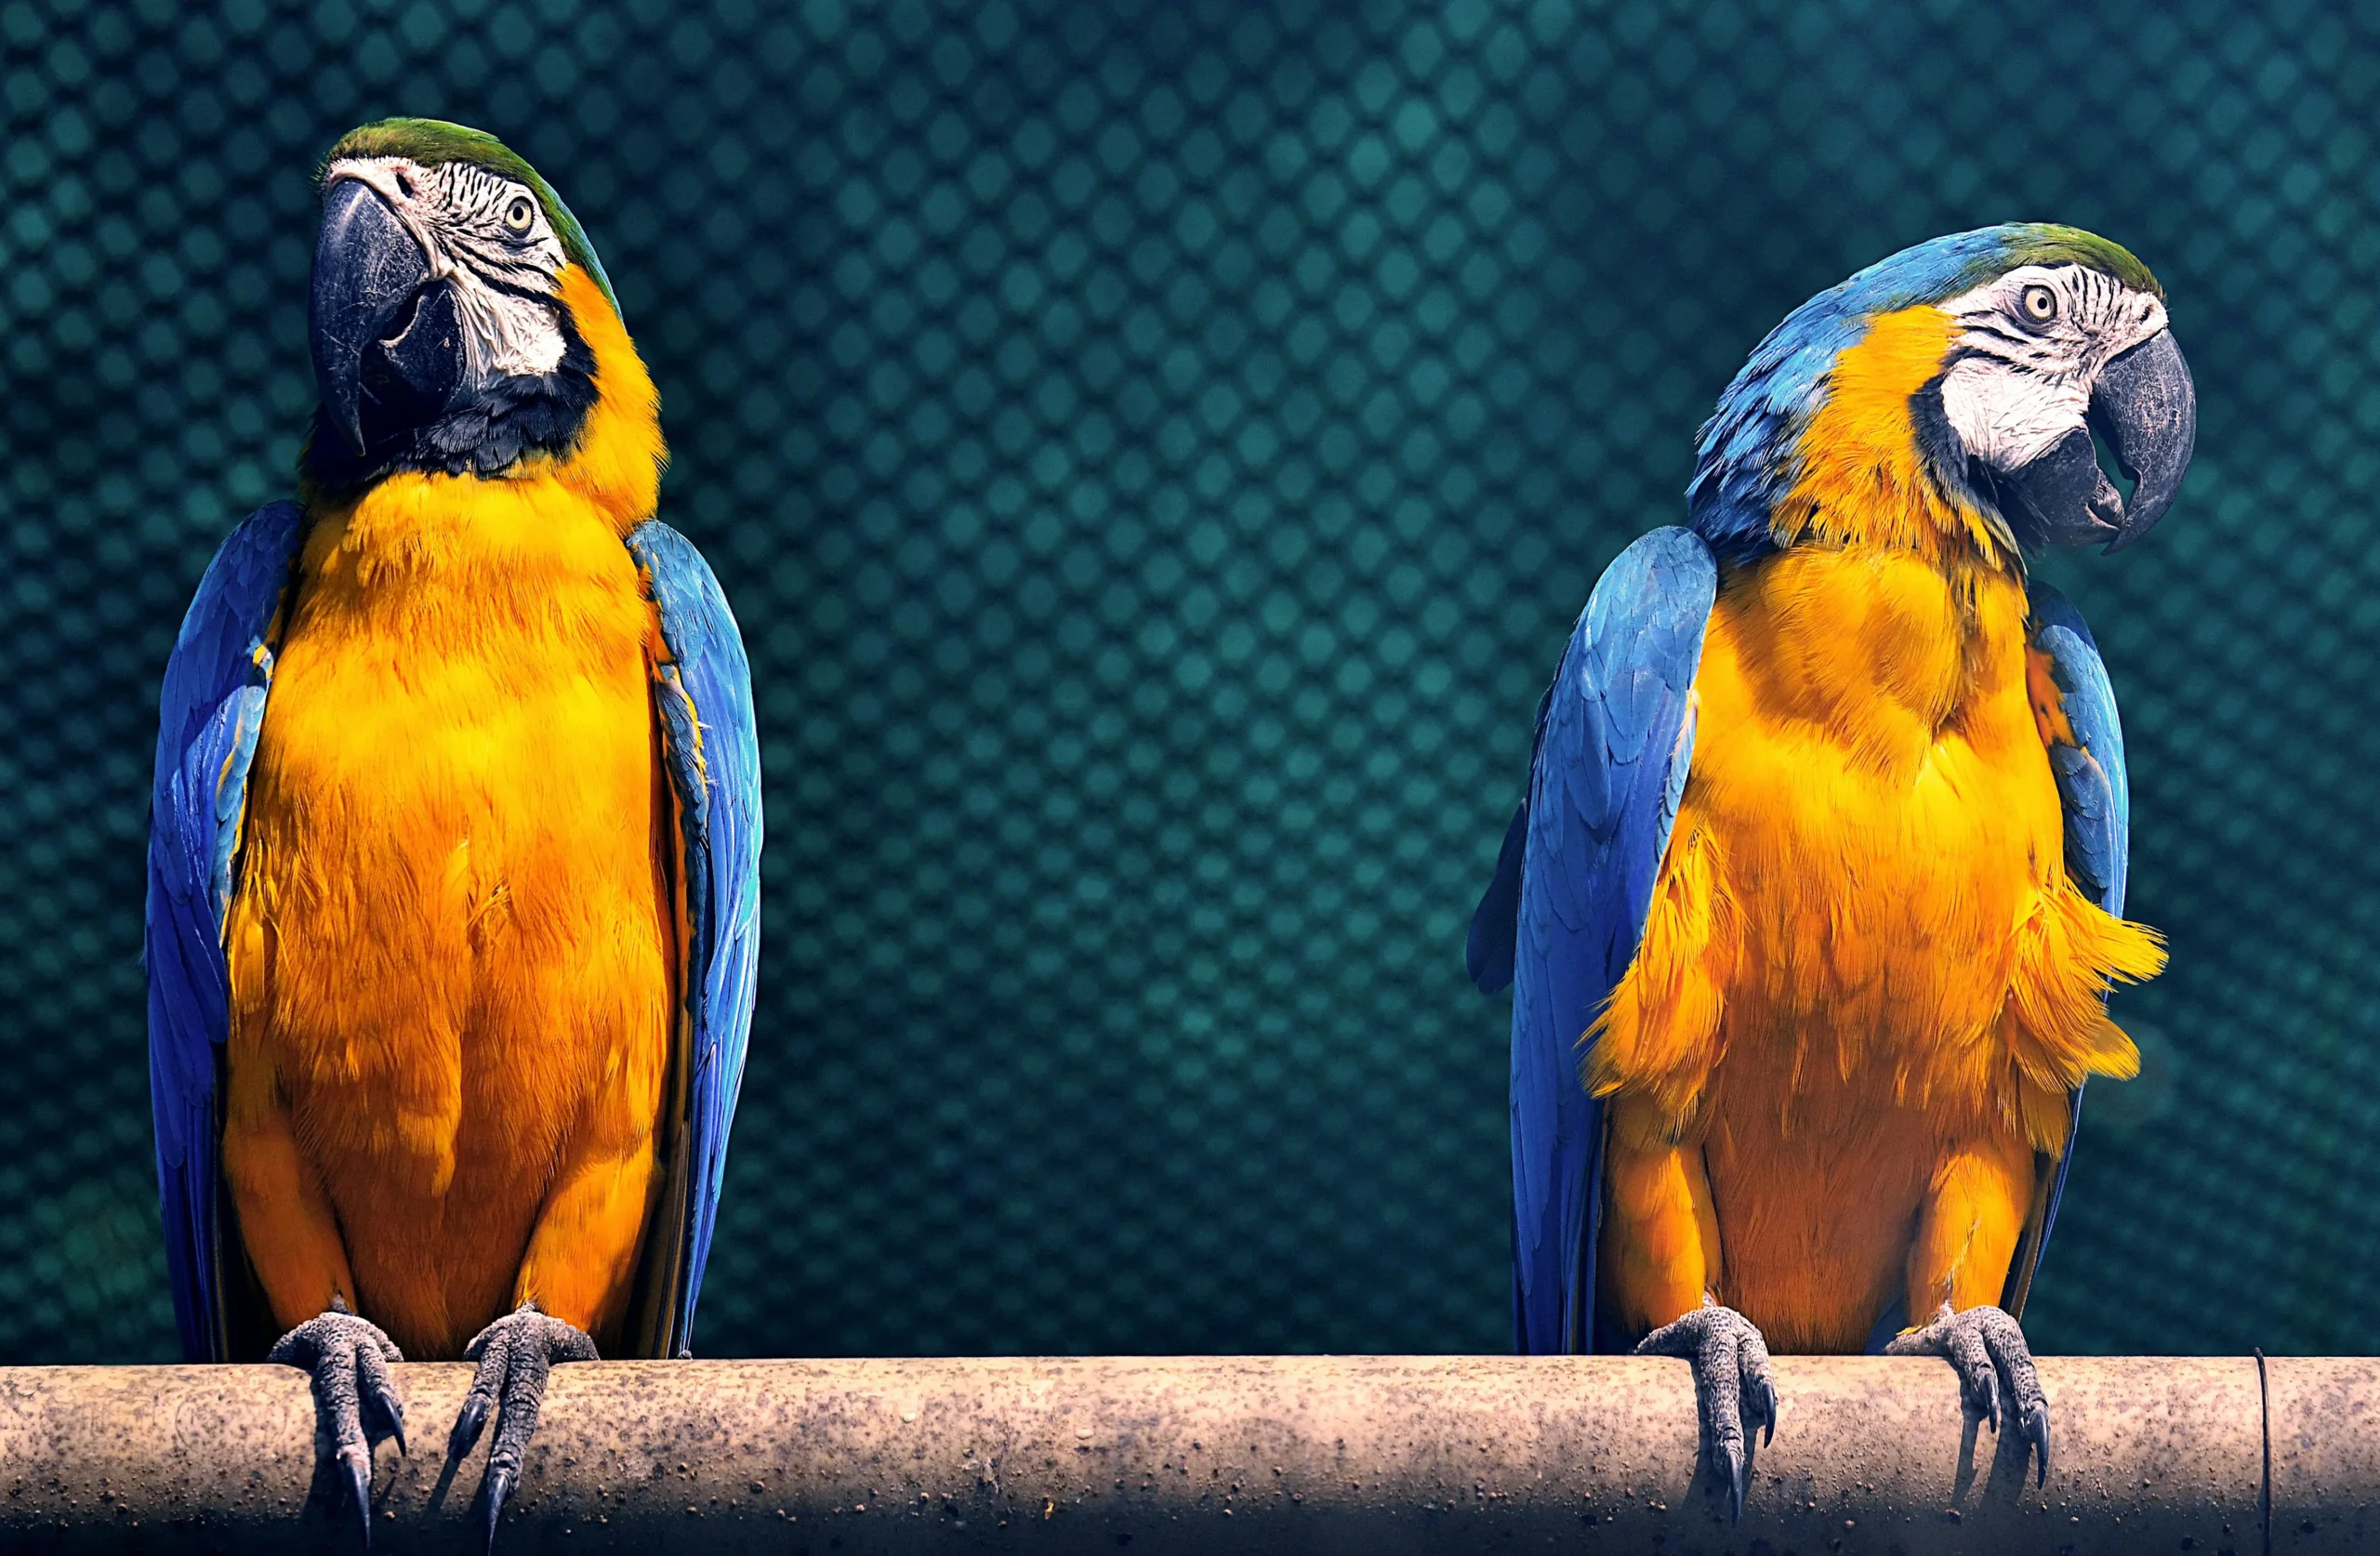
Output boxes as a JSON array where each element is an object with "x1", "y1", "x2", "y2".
[{"x1": 0, "y1": 1355, "x2": 2287, "y2": 1552}]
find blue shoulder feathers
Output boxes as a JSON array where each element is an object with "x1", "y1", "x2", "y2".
[{"x1": 1471, "y1": 526, "x2": 1717, "y2": 1353}]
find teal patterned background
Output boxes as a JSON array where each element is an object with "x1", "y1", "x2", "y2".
[{"x1": 2, "y1": 0, "x2": 2374, "y2": 1360}]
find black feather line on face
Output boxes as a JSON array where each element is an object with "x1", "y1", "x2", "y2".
[
  {"x1": 1910, "y1": 372, "x2": 1974, "y2": 500},
  {"x1": 300, "y1": 300, "x2": 599, "y2": 493},
  {"x1": 1910, "y1": 370, "x2": 2023, "y2": 560}
]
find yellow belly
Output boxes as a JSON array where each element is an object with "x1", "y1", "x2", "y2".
[
  {"x1": 224, "y1": 471, "x2": 671, "y2": 1359},
  {"x1": 1593, "y1": 543, "x2": 2158, "y2": 1352}
]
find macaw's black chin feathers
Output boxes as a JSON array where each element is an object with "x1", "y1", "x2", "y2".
[{"x1": 301, "y1": 312, "x2": 599, "y2": 493}]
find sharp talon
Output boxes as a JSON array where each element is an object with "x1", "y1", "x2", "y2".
[
  {"x1": 340, "y1": 1445, "x2": 373, "y2": 1547},
  {"x1": 484, "y1": 1465, "x2": 514, "y2": 1551},
  {"x1": 451, "y1": 1393, "x2": 488, "y2": 1459},
  {"x1": 2028, "y1": 1405, "x2": 2053, "y2": 1486},
  {"x1": 385, "y1": 1399, "x2": 408, "y2": 1460},
  {"x1": 1726, "y1": 1438, "x2": 1748, "y2": 1521}
]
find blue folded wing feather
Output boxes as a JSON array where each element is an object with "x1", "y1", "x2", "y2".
[
  {"x1": 2014, "y1": 582, "x2": 2132, "y2": 1303},
  {"x1": 1473, "y1": 527, "x2": 1717, "y2": 1354},
  {"x1": 628, "y1": 520, "x2": 763, "y2": 1359},
  {"x1": 147, "y1": 501, "x2": 305, "y2": 1363},
  {"x1": 2030, "y1": 587, "x2": 2130, "y2": 918}
]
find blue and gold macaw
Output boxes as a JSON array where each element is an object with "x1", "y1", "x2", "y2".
[
  {"x1": 1470, "y1": 226, "x2": 2193, "y2": 1510},
  {"x1": 147, "y1": 119, "x2": 760, "y2": 1543}
]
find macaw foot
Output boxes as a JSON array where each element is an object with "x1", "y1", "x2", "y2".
[
  {"x1": 267, "y1": 1298, "x2": 407, "y2": 1546},
  {"x1": 1884, "y1": 1301, "x2": 2052, "y2": 1485},
  {"x1": 1633, "y1": 1298, "x2": 1778, "y2": 1520},
  {"x1": 446, "y1": 1301, "x2": 599, "y2": 1550}
]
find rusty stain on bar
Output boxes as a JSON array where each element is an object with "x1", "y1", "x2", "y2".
[{"x1": 2, "y1": 1354, "x2": 2368, "y2": 1552}]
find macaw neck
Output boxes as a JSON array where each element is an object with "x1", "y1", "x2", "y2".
[{"x1": 1766, "y1": 305, "x2": 2013, "y2": 573}]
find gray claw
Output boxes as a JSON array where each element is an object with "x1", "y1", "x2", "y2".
[
  {"x1": 339, "y1": 1446, "x2": 372, "y2": 1545},
  {"x1": 268, "y1": 1302, "x2": 406, "y2": 1547},
  {"x1": 449, "y1": 1391, "x2": 489, "y2": 1459},
  {"x1": 448, "y1": 1302, "x2": 600, "y2": 1552},
  {"x1": 357, "y1": 1334, "x2": 406, "y2": 1460},
  {"x1": 1885, "y1": 1302, "x2": 2054, "y2": 1485},
  {"x1": 1634, "y1": 1298, "x2": 1777, "y2": 1522},
  {"x1": 2023, "y1": 1398, "x2": 2053, "y2": 1486},
  {"x1": 484, "y1": 1466, "x2": 515, "y2": 1551}
]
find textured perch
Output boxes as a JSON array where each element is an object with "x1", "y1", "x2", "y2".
[{"x1": 1, "y1": 1354, "x2": 2369, "y2": 1551}]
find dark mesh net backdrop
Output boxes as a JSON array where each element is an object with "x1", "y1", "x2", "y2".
[{"x1": 2, "y1": 0, "x2": 2373, "y2": 1362}]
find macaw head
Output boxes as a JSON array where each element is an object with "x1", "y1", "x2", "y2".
[
  {"x1": 301, "y1": 118, "x2": 653, "y2": 495},
  {"x1": 1688, "y1": 224, "x2": 2196, "y2": 563}
]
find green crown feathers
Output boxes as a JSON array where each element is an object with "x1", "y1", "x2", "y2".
[
  {"x1": 322, "y1": 118, "x2": 621, "y2": 314},
  {"x1": 1991, "y1": 223, "x2": 2162, "y2": 300}
]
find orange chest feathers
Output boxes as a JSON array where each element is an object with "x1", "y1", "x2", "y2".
[
  {"x1": 1685, "y1": 545, "x2": 2070, "y2": 1076},
  {"x1": 224, "y1": 472, "x2": 674, "y2": 1356}
]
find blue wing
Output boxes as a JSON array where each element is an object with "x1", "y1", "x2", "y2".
[
  {"x1": 1470, "y1": 527, "x2": 1717, "y2": 1354},
  {"x1": 147, "y1": 501, "x2": 305, "y2": 1363},
  {"x1": 627, "y1": 521, "x2": 762, "y2": 1359},
  {"x1": 2000, "y1": 582, "x2": 2131, "y2": 1317}
]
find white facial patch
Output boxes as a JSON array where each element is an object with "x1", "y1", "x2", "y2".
[
  {"x1": 1933, "y1": 264, "x2": 2169, "y2": 472},
  {"x1": 325, "y1": 156, "x2": 571, "y2": 382}
]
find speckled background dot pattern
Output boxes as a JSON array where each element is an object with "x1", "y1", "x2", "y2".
[{"x1": 2, "y1": 0, "x2": 2375, "y2": 1362}]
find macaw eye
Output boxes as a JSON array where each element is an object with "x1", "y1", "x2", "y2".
[
  {"x1": 2020, "y1": 284, "x2": 2057, "y2": 323},
  {"x1": 502, "y1": 195, "x2": 536, "y2": 235}
]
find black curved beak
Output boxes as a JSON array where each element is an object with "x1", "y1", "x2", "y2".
[
  {"x1": 2089, "y1": 328, "x2": 2196, "y2": 552},
  {"x1": 1995, "y1": 328, "x2": 2196, "y2": 555},
  {"x1": 310, "y1": 178, "x2": 437, "y2": 455}
]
